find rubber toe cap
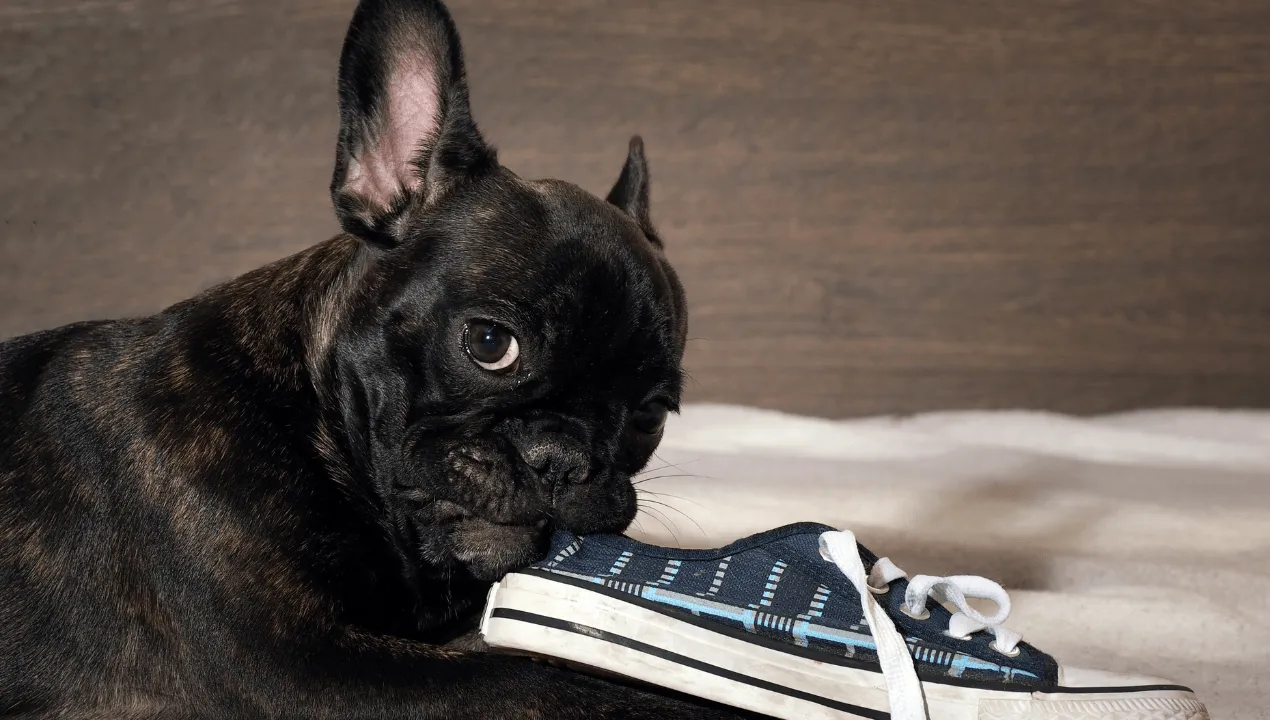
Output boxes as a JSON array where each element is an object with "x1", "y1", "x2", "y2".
[{"x1": 1059, "y1": 665, "x2": 1185, "y2": 690}]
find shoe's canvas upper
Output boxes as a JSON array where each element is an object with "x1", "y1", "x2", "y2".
[{"x1": 523, "y1": 522, "x2": 1059, "y2": 690}]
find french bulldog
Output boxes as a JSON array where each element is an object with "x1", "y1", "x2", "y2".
[{"x1": 0, "y1": 0, "x2": 751, "y2": 717}]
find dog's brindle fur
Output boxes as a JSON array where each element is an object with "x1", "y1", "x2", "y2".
[{"x1": 0, "y1": 1, "x2": 749, "y2": 717}]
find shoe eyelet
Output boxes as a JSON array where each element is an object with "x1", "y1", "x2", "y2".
[
  {"x1": 900, "y1": 604, "x2": 930, "y2": 621},
  {"x1": 943, "y1": 630, "x2": 973, "y2": 641},
  {"x1": 867, "y1": 583, "x2": 890, "y2": 596},
  {"x1": 991, "y1": 642, "x2": 1021, "y2": 658}
]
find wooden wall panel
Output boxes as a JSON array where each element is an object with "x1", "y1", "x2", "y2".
[{"x1": 2, "y1": 0, "x2": 1268, "y2": 416}]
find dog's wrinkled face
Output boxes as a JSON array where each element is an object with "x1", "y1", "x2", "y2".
[
  {"x1": 346, "y1": 175, "x2": 685, "y2": 580},
  {"x1": 326, "y1": 0, "x2": 684, "y2": 580}
]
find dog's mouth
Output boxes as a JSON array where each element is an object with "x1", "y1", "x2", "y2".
[
  {"x1": 440, "y1": 432, "x2": 639, "y2": 529},
  {"x1": 421, "y1": 493, "x2": 635, "y2": 582},
  {"x1": 398, "y1": 434, "x2": 639, "y2": 581}
]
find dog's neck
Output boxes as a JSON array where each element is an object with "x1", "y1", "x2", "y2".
[
  {"x1": 170, "y1": 236, "x2": 377, "y2": 495},
  {"x1": 189, "y1": 234, "x2": 371, "y2": 394}
]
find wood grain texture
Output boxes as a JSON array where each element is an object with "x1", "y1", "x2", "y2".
[{"x1": 2, "y1": 0, "x2": 1268, "y2": 416}]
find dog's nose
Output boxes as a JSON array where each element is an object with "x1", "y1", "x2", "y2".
[{"x1": 513, "y1": 437, "x2": 591, "y2": 486}]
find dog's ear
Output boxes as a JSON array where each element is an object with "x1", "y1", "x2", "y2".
[
  {"x1": 331, "y1": 0, "x2": 496, "y2": 246},
  {"x1": 606, "y1": 136, "x2": 659, "y2": 246}
]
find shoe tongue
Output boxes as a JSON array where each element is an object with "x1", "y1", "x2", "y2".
[{"x1": 852, "y1": 538, "x2": 883, "y2": 565}]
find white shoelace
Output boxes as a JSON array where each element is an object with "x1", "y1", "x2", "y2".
[{"x1": 818, "y1": 530, "x2": 1023, "y2": 720}]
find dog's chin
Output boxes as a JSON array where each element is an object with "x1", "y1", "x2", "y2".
[
  {"x1": 448, "y1": 517, "x2": 552, "y2": 582},
  {"x1": 447, "y1": 503, "x2": 638, "y2": 582}
]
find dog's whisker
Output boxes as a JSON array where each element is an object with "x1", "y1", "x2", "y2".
[
  {"x1": 632, "y1": 472, "x2": 715, "y2": 488},
  {"x1": 635, "y1": 489, "x2": 709, "y2": 510},
  {"x1": 637, "y1": 497, "x2": 707, "y2": 538},
  {"x1": 635, "y1": 502, "x2": 681, "y2": 546},
  {"x1": 634, "y1": 459, "x2": 701, "y2": 478},
  {"x1": 633, "y1": 467, "x2": 673, "y2": 479},
  {"x1": 679, "y1": 368, "x2": 700, "y2": 390},
  {"x1": 645, "y1": 453, "x2": 704, "y2": 475},
  {"x1": 634, "y1": 472, "x2": 707, "y2": 483}
]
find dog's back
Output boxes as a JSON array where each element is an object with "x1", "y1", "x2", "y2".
[
  {"x1": 0, "y1": 242, "x2": 373, "y2": 712},
  {"x1": 0, "y1": 318, "x2": 182, "y2": 715}
]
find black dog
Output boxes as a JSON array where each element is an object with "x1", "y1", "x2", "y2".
[{"x1": 0, "y1": 1, "x2": 748, "y2": 717}]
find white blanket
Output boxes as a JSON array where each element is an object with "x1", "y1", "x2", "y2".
[{"x1": 632, "y1": 405, "x2": 1270, "y2": 719}]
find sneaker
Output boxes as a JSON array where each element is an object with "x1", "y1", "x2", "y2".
[{"x1": 480, "y1": 522, "x2": 1209, "y2": 720}]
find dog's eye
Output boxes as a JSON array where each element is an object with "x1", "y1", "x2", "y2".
[
  {"x1": 632, "y1": 401, "x2": 669, "y2": 435},
  {"x1": 465, "y1": 321, "x2": 519, "y2": 372}
]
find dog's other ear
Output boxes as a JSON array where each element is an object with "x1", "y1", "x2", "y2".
[
  {"x1": 605, "y1": 136, "x2": 659, "y2": 246},
  {"x1": 331, "y1": 0, "x2": 496, "y2": 246}
]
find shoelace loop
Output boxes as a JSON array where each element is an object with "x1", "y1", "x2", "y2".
[
  {"x1": 819, "y1": 530, "x2": 1025, "y2": 720},
  {"x1": 900, "y1": 573, "x2": 1022, "y2": 655}
]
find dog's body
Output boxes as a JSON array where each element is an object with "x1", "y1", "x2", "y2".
[{"x1": 0, "y1": 1, "x2": 745, "y2": 717}]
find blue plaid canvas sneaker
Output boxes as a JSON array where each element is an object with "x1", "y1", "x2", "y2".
[{"x1": 480, "y1": 523, "x2": 1208, "y2": 720}]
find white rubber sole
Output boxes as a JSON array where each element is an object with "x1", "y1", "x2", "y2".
[{"x1": 480, "y1": 573, "x2": 1209, "y2": 720}]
